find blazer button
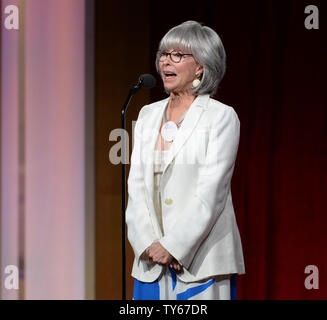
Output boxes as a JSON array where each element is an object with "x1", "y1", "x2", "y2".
[{"x1": 164, "y1": 198, "x2": 173, "y2": 205}]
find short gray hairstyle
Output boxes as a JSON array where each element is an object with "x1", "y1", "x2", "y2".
[{"x1": 155, "y1": 20, "x2": 226, "y2": 96}]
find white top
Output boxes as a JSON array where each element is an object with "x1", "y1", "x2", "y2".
[{"x1": 153, "y1": 149, "x2": 169, "y2": 235}]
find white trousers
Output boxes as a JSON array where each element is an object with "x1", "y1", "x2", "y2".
[{"x1": 133, "y1": 267, "x2": 231, "y2": 300}]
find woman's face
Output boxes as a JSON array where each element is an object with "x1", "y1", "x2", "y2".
[{"x1": 158, "y1": 48, "x2": 203, "y2": 94}]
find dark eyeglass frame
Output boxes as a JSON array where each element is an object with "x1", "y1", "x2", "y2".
[{"x1": 157, "y1": 50, "x2": 193, "y2": 63}]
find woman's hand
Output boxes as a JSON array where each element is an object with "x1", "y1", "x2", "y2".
[
  {"x1": 145, "y1": 242, "x2": 183, "y2": 271},
  {"x1": 146, "y1": 241, "x2": 173, "y2": 265},
  {"x1": 169, "y1": 258, "x2": 183, "y2": 272}
]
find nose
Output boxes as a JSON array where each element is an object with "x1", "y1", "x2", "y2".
[
  {"x1": 160, "y1": 58, "x2": 171, "y2": 73},
  {"x1": 163, "y1": 59, "x2": 171, "y2": 66}
]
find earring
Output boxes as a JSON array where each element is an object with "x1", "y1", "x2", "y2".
[
  {"x1": 192, "y1": 74, "x2": 201, "y2": 88},
  {"x1": 192, "y1": 78, "x2": 201, "y2": 88}
]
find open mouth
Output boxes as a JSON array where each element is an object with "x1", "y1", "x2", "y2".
[{"x1": 163, "y1": 71, "x2": 177, "y2": 80}]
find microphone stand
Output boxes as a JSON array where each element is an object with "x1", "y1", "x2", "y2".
[{"x1": 121, "y1": 82, "x2": 143, "y2": 301}]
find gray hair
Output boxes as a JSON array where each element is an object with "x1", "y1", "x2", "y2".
[{"x1": 155, "y1": 21, "x2": 226, "y2": 96}]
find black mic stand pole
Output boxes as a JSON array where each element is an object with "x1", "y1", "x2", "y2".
[{"x1": 121, "y1": 82, "x2": 143, "y2": 301}]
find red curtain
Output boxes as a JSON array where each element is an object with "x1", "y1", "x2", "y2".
[{"x1": 149, "y1": 0, "x2": 327, "y2": 299}]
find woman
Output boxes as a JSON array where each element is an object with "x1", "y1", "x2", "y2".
[{"x1": 126, "y1": 21, "x2": 245, "y2": 300}]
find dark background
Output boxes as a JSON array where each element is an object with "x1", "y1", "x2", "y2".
[{"x1": 96, "y1": 0, "x2": 327, "y2": 299}]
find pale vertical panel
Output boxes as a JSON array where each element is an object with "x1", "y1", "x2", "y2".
[
  {"x1": 1, "y1": 0, "x2": 20, "y2": 301},
  {"x1": 24, "y1": 0, "x2": 86, "y2": 299}
]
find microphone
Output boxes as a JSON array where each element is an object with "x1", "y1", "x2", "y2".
[
  {"x1": 122, "y1": 74, "x2": 156, "y2": 112},
  {"x1": 137, "y1": 74, "x2": 156, "y2": 89}
]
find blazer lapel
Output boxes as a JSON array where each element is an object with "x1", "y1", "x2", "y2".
[
  {"x1": 142, "y1": 94, "x2": 210, "y2": 207},
  {"x1": 161, "y1": 95, "x2": 209, "y2": 175}
]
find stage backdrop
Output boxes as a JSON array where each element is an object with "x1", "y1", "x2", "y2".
[{"x1": 98, "y1": 0, "x2": 327, "y2": 299}]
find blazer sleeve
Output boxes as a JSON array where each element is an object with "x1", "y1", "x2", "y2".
[
  {"x1": 125, "y1": 105, "x2": 158, "y2": 261},
  {"x1": 159, "y1": 107, "x2": 240, "y2": 269}
]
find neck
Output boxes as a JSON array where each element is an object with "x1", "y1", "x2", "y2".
[{"x1": 168, "y1": 91, "x2": 196, "y2": 110}]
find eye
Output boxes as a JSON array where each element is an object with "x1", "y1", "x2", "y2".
[{"x1": 172, "y1": 52, "x2": 183, "y2": 58}]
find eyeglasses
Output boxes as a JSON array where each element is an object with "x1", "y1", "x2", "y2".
[{"x1": 157, "y1": 50, "x2": 193, "y2": 63}]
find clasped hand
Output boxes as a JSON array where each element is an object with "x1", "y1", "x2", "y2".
[{"x1": 145, "y1": 241, "x2": 183, "y2": 271}]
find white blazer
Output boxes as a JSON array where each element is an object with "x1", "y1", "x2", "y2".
[{"x1": 126, "y1": 94, "x2": 245, "y2": 283}]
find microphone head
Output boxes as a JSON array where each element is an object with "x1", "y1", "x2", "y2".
[{"x1": 138, "y1": 74, "x2": 156, "y2": 88}]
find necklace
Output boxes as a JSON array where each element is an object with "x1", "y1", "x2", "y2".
[{"x1": 161, "y1": 103, "x2": 189, "y2": 142}]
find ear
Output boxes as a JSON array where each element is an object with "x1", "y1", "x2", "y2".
[{"x1": 195, "y1": 64, "x2": 203, "y2": 77}]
